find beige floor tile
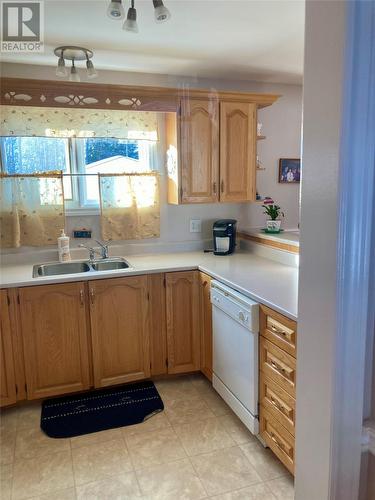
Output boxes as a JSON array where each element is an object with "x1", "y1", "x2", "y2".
[
  {"x1": 125, "y1": 427, "x2": 186, "y2": 470},
  {"x1": 70, "y1": 428, "x2": 123, "y2": 449},
  {"x1": 0, "y1": 429, "x2": 16, "y2": 466},
  {"x1": 136, "y1": 458, "x2": 207, "y2": 500},
  {"x1": 191, "y1": 446, "x2": 262, "y2": 496},
  {"x1": 155, "y1": 378, "x2": 201, "y2": 402},
  {"x1": 267, "y1": 474, "x2": 295, "y2": 499},
  {"x1": 164, "y1": 398, "x2": 215, "y2": 426},
  {"x1": 240, "y1": 441, "x2": 289, "y2": 481},
  {"x1": 0, "y1": 463, "x2": 13, "y2": 500},
  {"x1": 121, "y1": 412, "x2": 171, "y2": 438},
  {"x1": 189, "y1": 374, "x2": 212, "y2": 391},
  {"x1": 0, "y1": 407, "x2": 18, "y2": 434},
  {"x1": 217, "y1": 413, "x2": 257, "y2": 445},
  {"x1": 76, "y1": 472, "x2": 142, "y2": 499},
  {"x1": 31, "y1": 487, "x2": 77, "y2": 500},
  {"x1": 12, "y1": 450, "x2": 74, "y2": 500},
  {"x1": 211, "y1": 482, "x2": 276, "y2": 499},
  {"x1": 72, "y1": 438, "x2": 133, "y2": 486},
  {"x1": 200, "y1": 393, "x2": 231, "y2": 417},
  {"x1": 16, "y1": 404, "x2": 42, "y2": 431},
  {"x1": 15, "y1": 427, "x2": 70, "y2": 460},
  {"x1": 174, "y1": 417, "x2": 234, "y2": 456}
]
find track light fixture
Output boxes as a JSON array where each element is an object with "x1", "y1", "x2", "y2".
[
  {"x1": 107, "y1": 0, "x2": 125, "y2": 20},
  {"x1": 54, "y1": 46, "x2": 98, "y2": 81},
  {"x1": 123, "y1": 0, "x2": 138, "y2": 32},
  {"x1": 108, "y1": 0, "x2": 171, "y2": 31}
]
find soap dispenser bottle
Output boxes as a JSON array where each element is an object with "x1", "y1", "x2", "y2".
[{"x1": 58, "y1": 229, "x2": 71, "y2": 262}]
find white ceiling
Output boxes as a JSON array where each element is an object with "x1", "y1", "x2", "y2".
[{"x1": 2, "y1": 0, "x2": 305, "y2": 84}]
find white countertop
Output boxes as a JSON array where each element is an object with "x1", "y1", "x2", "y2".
[{"x1": 0, "y1": 251, "x2": 298, "y2": 320}]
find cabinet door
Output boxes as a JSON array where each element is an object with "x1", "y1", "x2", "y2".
[
  {"x1": 89, "y1": 276, "x2": 150, "y2": 387},
  {"x1": 19, "y1": 282, "x2": 91, "y2": 400},
  {"x1": 200, "y1": 272, "x2": 213, "y2": 381},
  {"x1": 166, "y1": 271, "x2": 200, "y2": 374},
  {"x1": 220, "y1": 101, "x2": 257, "y2": 202},
  {"x1": 0, "y1": 290, "x2": 17, "y2": 406},
  {"x1": 180, "y1": 99, "x2": 219, "y2": 203}
]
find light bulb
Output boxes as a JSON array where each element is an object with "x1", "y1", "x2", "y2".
[
  {"x1": 153, "y1": 0, "x2": 171, "y2": 23},
  {"x1": 56, "y1": 56, "x2": 67, "y2": 77},
  {"x1": 123, "y1": 6, "x2": 138, "y2": 32},
  {"x1": 86, "y1": 59, "x2": 98, "y2": 79},
  {"x1": 69, "y1": 64, "x2": 80, "y2": 83},
  {"x1": 107, "y1": 0, "x2": 124, "y2": 20}
]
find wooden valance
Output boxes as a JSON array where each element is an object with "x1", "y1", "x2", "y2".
[{"x1": 0, "y1": 77, "x2": 279, "y2": 112}]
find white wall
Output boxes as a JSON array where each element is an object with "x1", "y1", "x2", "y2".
[
  {"x1": 295, "y1": 1, "x2": 347, "y2": 499},
  {"x1": 0, "y1": 62, "x2": 302, "y2": 250}
]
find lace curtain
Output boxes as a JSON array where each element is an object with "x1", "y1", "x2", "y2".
[
  {"x1": 99, "y1": 173, "x2": 160, "y2": 241},
  {"x1": 0, "y1": 106, "x2": 159, "y2": 140},
  {"x1": 0, "y1": 174, "x2": 65, "y2": 248}
]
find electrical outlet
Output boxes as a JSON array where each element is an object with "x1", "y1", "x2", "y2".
[{"x1": 190, "y1": 219, "x2": 202, "y2": 233}]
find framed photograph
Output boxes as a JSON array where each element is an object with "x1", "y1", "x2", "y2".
[{"x1": 278, "y1": 158, "x2": 301, "y2": 183}]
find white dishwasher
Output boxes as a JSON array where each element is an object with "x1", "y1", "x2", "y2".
[{"x1": 211, "y1": 280, "x2": 259, "y2": 434}]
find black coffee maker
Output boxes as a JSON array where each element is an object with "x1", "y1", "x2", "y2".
[{"x1": 213, "y1": 219, "x2": 237, "y2": 255}]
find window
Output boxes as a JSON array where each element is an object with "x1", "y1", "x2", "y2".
[{"x1": 0, "y1": 136, "x2": 156, "y2": 213}]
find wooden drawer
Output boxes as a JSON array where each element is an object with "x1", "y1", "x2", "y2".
[
  {"x1": 260, "y1": 406, "x2": 295, "y2": 475},
  {"x1": 260, "y1": 372, "x2": 295, "y2": 436},
  {"x1": 260, "y1": 337, "x2": 296, "y2": 397},
  {"x1": 260, "y1": 305, "x2": 297, "y2": 357}
]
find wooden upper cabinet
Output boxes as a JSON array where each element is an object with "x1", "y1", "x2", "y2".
[
  {"x1": 0, "y1": 290, "x2": 17, "y2": 406},
  {"x1": 88, "y1": 276, "x2": 150, "y2": 388},
  {"x1": 199, "y1": 272, "x2": 213, "y2": 381},
  {"x1": 180, "y1": 99, "x2": 219, "y2": 203},
  {"x1": 165, "y1": 271, "x2": 200, "y2": 374},
  {"x1": 19, "y1": 282, "x2": 91, "y2": 400},
  {"x1": 219, "y1": 101, "x2": 257, "y2": 202}
]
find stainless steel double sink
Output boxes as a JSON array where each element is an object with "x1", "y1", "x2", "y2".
[{"x1": 33, "y1": 257, "x2": 131, "y2": 278}]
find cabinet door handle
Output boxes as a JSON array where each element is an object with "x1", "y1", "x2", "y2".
[
  {"x1": 221, "y1": 180, "x2": 224, "y2": 193},
  {"x1": 213, "y1": 182, "x2": 217, "y2": 194},
  {"x1": 79, "y1": 289, "x2": 84, "y2": 306},
  {"x1": 90, "y1": 288, "x2": 95, "y2": 305}
]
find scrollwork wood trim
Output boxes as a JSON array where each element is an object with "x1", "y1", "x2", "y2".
[{"x1": 0, "y1": 78, "x2": 280, "y2": 111}]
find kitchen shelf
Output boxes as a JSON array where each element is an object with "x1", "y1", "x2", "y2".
[{"x1": 257, "y1": 135, "x2": 266, "y2": 140}]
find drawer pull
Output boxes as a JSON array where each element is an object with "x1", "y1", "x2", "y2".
[
  {"x1": 270, "y1": 324, "x2": 287, "y2": 337},
  {"x1": 270, "y1": 397, "x2": 285, "y2": 413},
  {"x1": 270, "y1": 361, "x2": 287, "y2": 376},
  {"x1": 270, "y1": 432, "x2": 285, "y2": 452}
]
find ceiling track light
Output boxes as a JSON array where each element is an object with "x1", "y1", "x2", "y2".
[
  {"x1": 107, "y1": 0, "x2": 125, "y2": 20},
  {"x1": 123, "y1": 0, "x2": 138, "y2": 33},
  {"x1": 54, "y1": 46, "x2": 98, "y2": 81},
  {"x1": 107, "y1": 0, "x2": 171, "y2": 31},
  {"x1": 152, "y1": 0, "x2": 171, "y2": 23}
]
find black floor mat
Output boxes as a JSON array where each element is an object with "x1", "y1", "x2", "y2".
[{"x1": 40, "y1": 381, "x2": 164, "y2": 438}]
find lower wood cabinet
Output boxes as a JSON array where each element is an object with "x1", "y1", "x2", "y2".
[
  {"x1": 88, "y1": 276, "x2": 151, "y2": 388},
  {"x1": 200, "y1": 272, "x2": 213, "y2": 381},
  {"x1": 165, "y1": 271, "x2": 201, "y2": 374},
  {"x1": 259, "y1": 305, "x2": 297, "y2": 475},
  {"x1": 0, "y1": 290, "x2": 17, "y2": 406},
  {"x1": 18, "y1": 282, "x2": 91, "y2": 400}
]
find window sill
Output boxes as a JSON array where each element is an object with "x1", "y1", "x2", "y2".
[{"x1": 65, "y1": 208, "x2": 100, "y2": 217}]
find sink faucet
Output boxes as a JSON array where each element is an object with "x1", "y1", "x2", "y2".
[
  {"x1": 78, "y1": 244, "x2": 100, "y2": 262},
  {"x1": 95, "y1": 240, "x2": 110, "y2": 259}
]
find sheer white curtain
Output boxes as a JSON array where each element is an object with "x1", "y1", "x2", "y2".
[
  {"x1": 99, "y1": 173, "x2": 160, "y2": 241},
  {"x1": 0, "y1": 174, "x2": 65, "y2": 248}
]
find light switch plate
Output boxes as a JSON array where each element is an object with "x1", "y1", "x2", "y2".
[{"x1": 190, "y1": 219, "x2": 202, "y2": 233}]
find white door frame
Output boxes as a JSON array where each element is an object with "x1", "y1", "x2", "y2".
[{"x1": 296, "y1": 1, "x2": 375, "y2": 498}]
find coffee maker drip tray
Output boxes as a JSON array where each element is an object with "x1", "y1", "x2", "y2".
[{"x1": 215, "y1": 236, "x2": 230, "y2": 253}]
